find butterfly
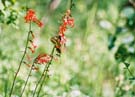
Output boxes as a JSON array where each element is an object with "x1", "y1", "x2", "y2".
[{"x1": 51, "y1": 35, "x2": 61, "y2": 56}]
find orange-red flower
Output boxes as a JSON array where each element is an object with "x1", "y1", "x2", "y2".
[
  {"x1": 24, "y1": 9, "x2": 35, "y2": 22},
  {"x1": 28, "y1": 40, "x2": 37, "y2": 53},
  {"x1": 66, "y1": 18, "x2": 74, "y2": 27},
  {"x1": 59, "y1": 34, "x2": 66, "y2": 45},
  {"x1": 28, "y1": 47, "x2": 35, "y2": 53},
  {"x1": 58, "y1": 9, "x2": 74, "y2": 37},
  {"x1": 59, "y1": 25, "x2": 66, "y2": 35},
  {"x1": 33, "y1": 18, "x2": 43, "y2": 27},
  {"x1": 51, "y1": 9, "x2": 74, "y2": 56},
  {"x1": 30, "y1": 40, "x2": 37, "y2": 49},
  {"x1": 24, "y1": 9, "x2": 43, "y2": 27},
  {"x1": 34, "y1": 54, "x2": 51, "y2": 64}
]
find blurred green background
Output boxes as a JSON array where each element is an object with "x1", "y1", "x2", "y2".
[{"x1": 0, "y1": 0, "x2": 135, "y2": 97}]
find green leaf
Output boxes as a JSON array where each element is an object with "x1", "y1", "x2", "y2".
[
  {"x1": 115, "y1": 27, "x2": 123, "y2": 35},
  {"x1": 123, "y1": 62, "x2": 130, "y2": 68},
  {"x1": 115, "y1": 44, "x2": 128, "y2": 62},
  {"x1": 129, "y1": 77, "x2": 135, "y2": 80},
  {"x1": 108, "y1": 34, "x2": 116, "y2": 50},
  {"x1": 0, "y1": 10, "x2": 5, "y2": 23}
]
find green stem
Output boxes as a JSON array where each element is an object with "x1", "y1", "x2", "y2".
[
  {"x1": 9, "y1": 22, "x2": 32, "y2": 97},
  {"x1": 32, "y1": 46, "x2": 55, "y2": 97},
  {"x1": 20, "y1": 62, "x2": 35, "y2": 97},
  {"x1": 123, "y1": 62, "x2": 135, "y2": 78},
  {"x1": 32, "y1": 65, "x2": 47, "y2": 97},
  {"x1": 70, "y1": 0, "x2": 73, "y2": 10},
  {"x1": 37, "y1": 47, "x2": 55, "y2": 97},
  {"x1": 127, "y1": 68, "x2": 134, "y2": 77}
]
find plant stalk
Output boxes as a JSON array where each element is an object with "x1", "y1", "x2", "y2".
[
  {"x1": 9, "y1": 22, "x2": 32, "y2": 97},
  {"x1": 32, "y1": 46, "x2": 55, "y2": 97}
]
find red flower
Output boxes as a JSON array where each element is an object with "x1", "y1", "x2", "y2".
[
  {"x1": 24, "y1": 9, "x2": 43, "y2": 27},
  {"x1": 35, "y1": 54, "x2": 51, "y2": 64},
  {"x1": 28, "y1": 40, "x2": 37, "y2": 53},
  {"x1": 67, "y1": 18, "x2": 74, "y2": 27},
  {"x1": 31, "y1": 41, "x2": 37, "y2": 49},
  {"x1": 59, "y1": 25, "x2": 66, "y2": 34},
  {"x1": 59, "y1": 34, "x2": 67, "y2": 45},
  {"x1": 28, "y1": 47, "x2": 35, "y2": 53},
  {"x1": 33, "y1": 18, "x2": 43, "y2": 27},
  {"x1": 51, "y1": 9, "x2": 74, "y2": 56},
  {"x1": 24, "y1": 9, "x2": 36, "y2": 23},
  {"x1": 58, "y1": 10, "x2": 74, "y2": 36}
]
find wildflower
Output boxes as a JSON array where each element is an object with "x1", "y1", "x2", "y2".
[
  {"x1": 63, "y1": 9, "x2": 74, "y2": 27},
  {"x1": 58, "y1": 9, "x2": 74, "y2": 35},
  {"x1": 29, "y1": 40, "x2": 37, "y2": 49},
  {"x1": 24, "y1": 9, "x2": 36, "y2": 22},
  {"x1": 50, "y1": 9, "x2": 74, "y2": 56},
  {"x1": 66, "y1": 18, "x2": 74, "y2": 27},
  {"x1": 33, "y1": 18, "x2": 43, "y2": 27},
  {"x1": 28, "y1": 47, "x2": 35, "y2": 53},
  {"x1": 24, "y1": 9, "x2": 43, "y2": 27},
  {"x1": 59, "y1": 25, "x2": 66, "y2": 35},
  {"x1": 59, "y1": 34, "x2": 66, "y2": 45},
  {"x1": 34, "y1": 54, "x2": 51, "y2": 64},
  {"x1": 28, "y1": 39, "x2": 37, "y2": 54}
]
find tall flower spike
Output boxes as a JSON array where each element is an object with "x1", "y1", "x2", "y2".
[{"x1": 50, "y1": 9, "x2": 74, "y2": 56}]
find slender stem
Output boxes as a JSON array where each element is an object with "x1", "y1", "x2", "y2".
[
  {"x1": 20, "y1": 22, "x2": 32, "y2": 96},
  {"x1": 123, "y1": 62, "x2": 135, "y2": 78},
  {"x1": 126, "y1": 67, "x2": 134, "y2": 78},
  {"x1": 32, "y1": 65, "x2": 47, "y2": 97},
  {"x1": 9, "y1": 22, "x2": 32, "y2": 97},
  {"x1": 32, "y1": 46, "x2": 55, "y2": 97},
  {"x1": 20, "y1": 62, "x2": 35, "y2": 97},
  {"x1": 36, "y1": 63, "x2": 50, "y2": 97},
  {"x1": 36, "y1": 47, "x2": 55, "y2": 97},
  {"x1": 70, "y1": 0, "x2": 73, "y2": 10}
]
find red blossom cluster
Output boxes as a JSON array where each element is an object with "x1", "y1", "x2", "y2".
[
  {"x1": 24, "y1": 9, "x2": 43, "y2": 27},
  {"x1": 34, "y1": 54, "x2": 51, "y2": 64},
  {"x1": 58, "y1": 10, "x2": 74, "y2": 45},
  {"x1": 51, "y1": 9, "x2": 74, "y2": 56},
  {"x1": 29, "y1": 40, "x2": 37, "y2": 53}
]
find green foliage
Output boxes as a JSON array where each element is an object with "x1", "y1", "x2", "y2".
[{"x1": 1, "y1": 0, "x2": 135, "y2": 97}]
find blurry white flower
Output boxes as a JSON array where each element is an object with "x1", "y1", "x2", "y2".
[
  {"x1": 123, "y1": 85, "x2": 131, "y2": 91},
  {"x1": 70, "y1": 89, "x2": 81, "y2": 97},
  {"x1": 99, "y1": 20, "x2": 112, "y2": 29}
]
